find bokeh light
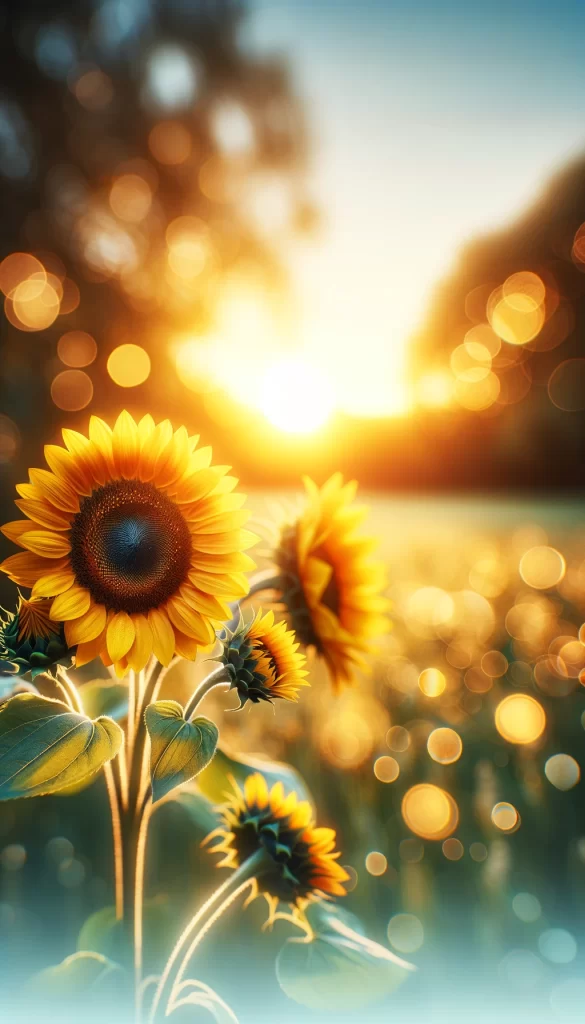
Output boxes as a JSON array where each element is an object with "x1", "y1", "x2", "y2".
[
  {"x1": 547, "y1": 358, "x2": 585, "y2": 412},
  {"x1": 427, "y1": 728, "x2": 463, "y2": 765},
  {"x1": 50, "y1": 369, "x2": 93, "y2": 411},
  {"x1": 365, "y1": 851, "x2": 387, "y2": 877},
  {"x1": 491, "y1": 801, "x2": 519, "y2": 832},
  {"x1": 373, "y1": 755, "x2": 400, "y2": 783},
  {"x1": 442, "y1": 838, "x2": 464, "y2": 861},
  {"x1": 57, "y1": 330, "x2": 97, "y2": 367},
  {"x1": 109, "y1": 174, "x2": 153, "y2": 223},
  {"x1": 495, "y1": 694, "x2": 546, "y2": 745},
  {"x1": 401, "y1": 784, "x2": 459, "y2": 840},
  {"x1": 519, "y1": 545, "x2": 565, "y2": 589},
  {"x1": 512, "y1": 893, "x2": 541, "y2": 923},
  {"x1": 544, "y1": 753, "x2": 580, "y2": 791},
  {"x1": 107, "y1": 343, "x2": 151, "y2": 387},
  {"x1": 387, "y1": 914, "x2": 424, "y2": 954},
  {"x1": 418, "y1": 667, "x2": 446, "y2": 697},
  {"x1": 148, "y1": 120, "x2": 192, "y2": 165}
]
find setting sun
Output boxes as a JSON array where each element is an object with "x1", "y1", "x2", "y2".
[{"x1": 259, "y1": 356, "x2": 334, "y2": 433}]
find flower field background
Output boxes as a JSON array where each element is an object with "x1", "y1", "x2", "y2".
[{"x1": 1, "y1": 491, "x2": 585, "y2": 1021}]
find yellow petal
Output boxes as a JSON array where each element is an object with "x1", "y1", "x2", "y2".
[
  {"x1": 65, "y1": 603, "x2": 107, "y2": 645},
  {"x1": 75, "y1": 629, "x2": 107, "y2": 668},
  {"x1": 127, "y1": 614, "x2": 153, "y2": 672},
  {"x1": 137, "y1": 414, "x2": 155, "y2": 443},
  {"x1": 190, "y1": 529, "x2": 258, "y2": 555},
  {"x1": 1, "y1": 520, "x2": 33, "y2": 547},
  {"x1": 44, "y1": 444, "x2": 92, "y2": 496},
  {"x1": 172, "y1": 628, "x2": 199, "y2": 661},
  {"x1": 138, "y1": 420, "x2": 173, "y2": 482},
  {"x1": 180, "y1": 585, "x2": 230, "y2": 621},
  {"x1": 187, "y1": 570, "x2": 249, "y2": 598},
  {"x1": 0, "y1": 552, "x2": 65, "y2": 586},
  {"x1": 192, "y1": 551, "x2": 256, "y2": 574},
  {"x1": 50, "y1": 585, "x2": 92, "y2": 622},
  {"x1": 20, "y1": 531, "x2": 72, "y2": 558},
  {"x1": 166, "y1": 597, "x2": 216, "y2": 644},
  {"x1": 89, "y1": 416, "x2": 115, "y2": 468},
  {"x1": 148, "y1": 607, "x2": 175, "y2": 665},
  {"x1": 186, "y1": 510, "x2": 250, "y2": 534},
  {"x1": 152, "y1": 425, "x2": 189, "y2": 489},
  {"x1": 173, "y1": 467, "x2": 229, "y2": 505},
  {"x1": 15, "y1": 499, "x2": 71, "y2": 531},
  {"x1": 107, "y1": 611, "x2": 136, "y2": 662},
  {"x1": 29, "y1": 468, "x2": 79, "y2": 513},
  {"x1": 112, "y1": 410, "x2": 140, "y2": 479},
  {"x1": 31, "y1": 569, "x2": 76, "y2": 599}
]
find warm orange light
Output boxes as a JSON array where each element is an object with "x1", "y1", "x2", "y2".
[
  {"x1": 427, "y1": 728, "x2": 462, "y2": 764},
  {"x1": 109, "y1": 174, "x2": 152, "y2": 223},
  {"x1": 107, "y1": 344, "x2": 151, "y2": 387},
  {"x1": 495, "y1": 693, "x2": 546, "y2": 745},
  {"x1": 148, "y1": 120, "x2": 192, "y2": 165},
  {"x1": 401, "y1": 784, "x2": 459, "y2": 841},
  {"x1": 418, "y1": 667, "x2": 446, "y2": 697}
]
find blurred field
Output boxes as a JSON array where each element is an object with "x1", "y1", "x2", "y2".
[{"x1": 2, "y1": 492, "x2": 585, "y2": 1023}]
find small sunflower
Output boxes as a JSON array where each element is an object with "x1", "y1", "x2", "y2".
[
  {"x1": 205, "y1": 773, "x2": 349, "y2": 918},
  {"x1": 0, "y1": 412, "x2": 256, "y2": 676},
  {"x1": 0, "y1": 596, "x2": 72, "y2": 679},
  {"x1": 220, "y1": 610, "x2": 309, "y2": 708},
  {"x1": 274, "y1": 473, "x2": 389, "y2": 689}
]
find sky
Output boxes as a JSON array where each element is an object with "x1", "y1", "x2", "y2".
[{"x1": 240, "y1": 0, "x2": 585, "y2": 416}]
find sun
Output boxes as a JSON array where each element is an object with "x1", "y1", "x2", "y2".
[{"x1": 259, "y1": 356, "x2": 334, "y2": 434}]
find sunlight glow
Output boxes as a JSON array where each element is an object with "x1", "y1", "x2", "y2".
[{"x1": 259, "y1": 357, "x2": 334, "y2": 433}]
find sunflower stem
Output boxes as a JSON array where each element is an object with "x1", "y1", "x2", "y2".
[
  {"x1": 246, "y1": 571, "x2": 285, "y2": 597},
  {"x1": 55, "y1": 667, "x2": 84, "y2": 714},
  {"x1": 183, "y1": 666, "x2": 231, "y2": 720},
  {"x1": 148, "y1": 849, "x2": 269, "y2": 1023},
  {"x1": 103, "y1": 761, "x2": 124, "y2": 921}
]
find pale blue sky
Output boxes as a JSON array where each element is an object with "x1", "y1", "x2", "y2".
[{"x1": 241, "y1": 0, "x2": 585, "y2": 413}]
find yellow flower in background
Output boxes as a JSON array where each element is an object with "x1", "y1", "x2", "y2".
[
  {"x1": 275, "y1": 473, "x2": 389, "y2": 689},
  {"x1": 1, "y1": 412, "x2": 257, "y2": 675},
  {"x1": 220, "y1": 609, "x2": 309, "y2": 708},
  {"x1": 205, "y1": 773, "x2": 349, "y2": 918}
]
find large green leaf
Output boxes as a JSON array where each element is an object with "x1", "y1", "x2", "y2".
[
  {"x1": 276, "y1": 909, "x2": 416, "y2": 1011},
  {"x1": 197, "y1": 745, "x2": 313, "y2": 808},
  {"x1": 78, "y1": 679, "x2": 129, "y2": 721},
  {"x1": 0, "y1": 693, "x2": 123, "y2": 799},
  {"x1": 27, "y1": 950, "x2": 125, "y2": 999},
  {"x1": 145, "y1": 700, "x2": 218, "y2": 804},
  {"x1": 78, "y1": 898, "x2": 175, "y2": 971}
]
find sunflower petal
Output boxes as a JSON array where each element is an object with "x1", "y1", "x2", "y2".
[
  {"x1": 127, "y1": 614, "x2": 153, "y2": 672},
  {"x1": 148, "y1": 607, "x2": 175, "y2": 666},
  {"x1": 50, "y1": 585, "x2": 91, "y2": 621},
  {"x1": 112, "y1": 411, "x2": 140, "y2": 479},
  {"x1": 20, "y1": 531, "x2": 72, "y2": 558},
  {"x1": 44, "y1": 444, "x2": 92, "y2": 496},
  {"x1": 107, "y1": 611, "x2": 136, "y2": 662},
  {"x1": 172, "y1": 628, "x2": 199, "y2": 660},
  {"x1": 1, "y1": 521, "x2": 34, "y2": 547},
  {"x1": 15, "y1": 499, "x2": 71, "y2": 531},
  {"x1": 28, "y1": 469, "x2": 79, "y2": 513},
  {"x1": 0, "y1": 552, "x2": 66, "y2": 586},
  {"x1": 65, "y1": 603, "x2": 107, "y2": 645},
  {"x1": 75, "y1": 629, "x2": 107, "y2": 668},
  {"x1": 31, "y1": 568, "x2": 76, "y2": 599},
  {"x1": 166, "y1": 597, "x2": 216, "y2": 644}
]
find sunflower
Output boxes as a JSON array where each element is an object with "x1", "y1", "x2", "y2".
[
  {"x1": 0, "y1": 412, "x2": 256, "y2": 676},
  {"x1": 204, "y1": 773, "x2": 348, "y2": 917},
  {"x1": 274, "y1": 473, "x2": 389, "y2": 689},
  {"x1": 0, "y1": 596, "x2": 72, "y2": 679},
  {"x1": 220, "y1": 609, "x2": 309, "y2": 708}
]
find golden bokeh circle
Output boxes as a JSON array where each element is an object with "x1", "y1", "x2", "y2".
[
  {"x1": 495, "y1": 694, "x2": 546, "y2": 745},
  {"x1": 491, "y1": 801, "x2": 519, "y2": 832},
  {"x1": 51, "y1": 370, "x2": 93, "y2": 412},
  {"x1": 519, "y1": 546, "x2": 565, "y2": 589},
  {"x1": 107, "y1": 344, "x2": 151, "y2": 388},
  {"x1": 418, "y1": 667, "x2": 446, "y2": 697},
  {"x1": 427, "y1": 728, "x2": 463, "y2": 765},
  {"x1": 373, "y1": 755, "x2": 400, "y2": 783},
  {"x1": 401, "y1": 783, "x2": 459, "y2": 841}
]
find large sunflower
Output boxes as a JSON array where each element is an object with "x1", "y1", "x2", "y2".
[
  {"x1": 274, "y1": 473, "x2": 389, "y2": 689},
  {"x1": 0, "y1": 412, "x2": 256, "y2": 675},
  {"x1": 220, "y1": 609, "x2": 309, "y2": 708},
  {"x1": 205, "y1": 773, "x2": 349, "y2": 916}
]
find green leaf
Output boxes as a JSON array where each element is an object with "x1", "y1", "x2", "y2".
[
  {"x1": 0, "y1": 693, "x2": 123, "y2": 800},
  {"x1": 27, "y1": 950, "x2": 125, "y2": 1000},
  {"x1": 78, "y1": 679, "x2": 129, "y2": 721},
  {"x1": 78, "y1": 898, "x2": 175, "y2": 971},
  {"x1": 276, "y1": 911, "x2": 416, "y2": 1011},
  {"x1": 145, "y1": 699, "x2": 218, "y2": 804},
  {"x1": 197, "y1": 745, "x2": 313, "y2": 808}
]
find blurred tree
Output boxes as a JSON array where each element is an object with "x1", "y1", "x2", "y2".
[
  {"x1": 410, "y1": 154, "x2": 585, "y2": 489},
  {"x1": 0, "y1": 0, "x2": 309, "y2": 519}
]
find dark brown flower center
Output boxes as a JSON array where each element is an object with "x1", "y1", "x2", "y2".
[{"x1": 70, "y1": 480, "x2": 192, "y2": 613}]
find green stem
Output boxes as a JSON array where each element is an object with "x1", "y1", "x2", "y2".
[
  {"x1": 149, "y1": 849, "x2": 269, "y2": 1023},
  {"x1": 183, "y1": 666, "x2": 231, "y2": 721},
  {"x1": 55, "y1": 667, "x2": 84, "y2": 714}
]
